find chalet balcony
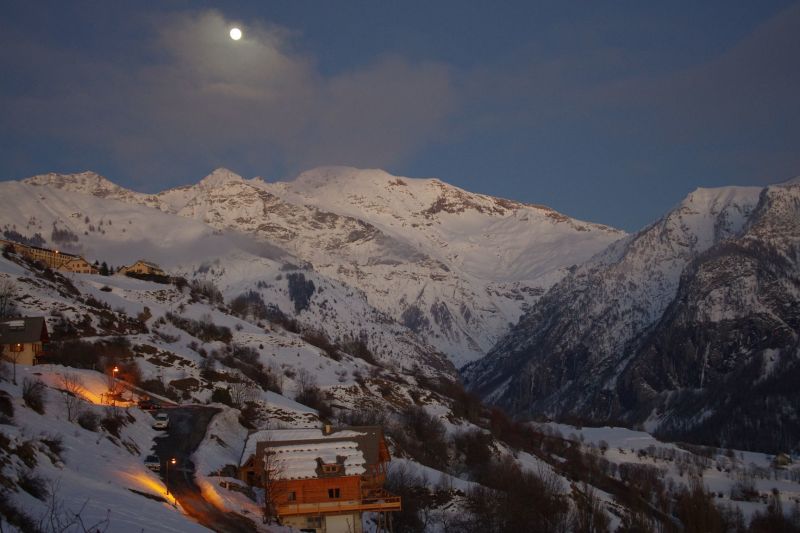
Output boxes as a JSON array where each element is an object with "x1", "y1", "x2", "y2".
[{"x1": 277, "y1": 495, "x2": 401, "y2": 517}]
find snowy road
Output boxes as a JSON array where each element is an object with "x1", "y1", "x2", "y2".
[{"x1": 154, "y1": 406, "x2": 257, "y2": 533}]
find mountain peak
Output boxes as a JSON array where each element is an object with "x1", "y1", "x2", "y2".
[
  {"x1": 23, "y1": 171, "x2": 125, "y2": 197},
  {"x1": 198, "y1": 168, "x2": 244, "y2": 189}
]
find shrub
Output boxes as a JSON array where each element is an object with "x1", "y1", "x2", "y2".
[
  {"x1": 140, "y1": 379, "x2": 180, "y2": 402},
  {"x1": 295, "y1": 386, "x2": 333, "y2": 420},
  {"x1": 189, "y1": 280, "x2": 224, "y2": 304},
  {"x1": 301, "y1": 329, "x2": 340, "y2": 361},
  {"x1": 15, "y1": 440, "x2": 39, "y2": 468},
  {"x1": 0, "y1": 390, "x2": 13, "y2": 420},
  {"x1": 40, "y1": 435, "x2": 65, "y2": 461},
  {"x1": 230, "y1": 290, "x2": 269, "y2": 320},
  {"x1": 392, "y1": 405, "x2": 449, "y2": 469},
  {"x1": 221, "y1": 345, "x2": 282, "y2": 394},
  {"x1": 22, "y1": 378, "x2": 46, "y2": 414},
  {"x1": 339, "y1": 335, "x2": 378, "y2": 366},
  {"x1": 101, "y1": 414, "x2": 125, "y2": 438},
  {"x1": 211, "y1": 387, "x2": 232, "y2": 406},
  {"x1": 77, "y1": 410, "x2": 100, "y2": 432},
  {"x1": 18, "y1": 471, "x2": 49, "y2": 500},
  {"x1": 0, "y1": 490, "x2": 38, "y2": 532},
  {"x1": 165, "y1": 312, "x2": 232, "y2": 343}
]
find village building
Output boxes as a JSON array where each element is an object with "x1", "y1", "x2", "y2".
[
  {"x1": 58, "y1": 256, "x2": 97, "y2": 274},
  {"x1": 0, "y1": 316, "x2": 49, "y2": 366},
  {"x1": 119, "y1": 260, "x2": 166, "y2": 277},
  {"x1": 0, "y1": 238, "x2": 98, "y2": 274},
  {"x1": 238, "y1": 425, "x2": 400, "y2": 533}
]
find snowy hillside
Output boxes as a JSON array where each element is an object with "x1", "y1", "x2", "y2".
[
  {"x1": 0, "y1": 367, "x2": 210, "y2": 532},
  {"x1": 21, "y1": 167, "x2": 624, "y2": 365},
  {"x1": 0, "y1": 181, "x2": 454, "y2": 378}
]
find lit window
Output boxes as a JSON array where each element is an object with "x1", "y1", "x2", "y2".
[
  {"x1": 328, "y1": 488, "x2": 340, "y2": 499},
  {"x1": 10, "y1": 343, "x2": 23, "y2": 352}
]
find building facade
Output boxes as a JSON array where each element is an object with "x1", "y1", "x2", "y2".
[
  {"x1": 0, "y1": 317, "x2": 49, "y2": 366},
  {"x1": 1, "y1": 239, "x2": 97, "y2": 274},
  {"x1": 239, "y1": 425, "x2": 400, "y2": 533},
  {"x1": 119, "y1": 260, "x2": 166, "y2": 277}
]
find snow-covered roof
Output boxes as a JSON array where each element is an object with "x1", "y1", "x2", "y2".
[
  {"x1": 242, "y1": 428, "x2": 366, "y2": 466},
  {"x1": 241, "y1": 427, "x2": 384, "y2": 480},
  {"x1": 271, "y1": 440, "x2": 366, "y2": 479},
  {"x1": 0, "y1": 316, "x2": 47, "y2": 344},
  {"x1": 132, "y1": 259, "x2": 162, "y2": 269}
]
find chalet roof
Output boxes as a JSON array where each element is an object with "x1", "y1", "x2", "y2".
[
  {"x1": 62, "y1": 256, "x2": 91, "y2": 265},
  {"x1": 132, "y1": 260, "x2": 162, "y2": 269},
  {"x1": 0, "y1": 316, "x2": 48, "y2": 345},
  {"x1": 242, "y1": 426, "x2": 386, "y2": 480}
]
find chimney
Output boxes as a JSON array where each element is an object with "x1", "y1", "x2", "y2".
[{"x1": 323, "y1": 423, "x2": 333, "y2": 435}]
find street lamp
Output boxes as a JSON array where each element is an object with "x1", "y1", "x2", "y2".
[{"x1": 165, "y1": 457, "x2": 177, "y2": 495}]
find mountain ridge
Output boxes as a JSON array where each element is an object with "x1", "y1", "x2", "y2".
[
  {"x1": 20, "y1": 166, "x2": 624, "y2": 365},
  {"x1": 463, "y1": 179, "x2": 800, "y2": 452}
]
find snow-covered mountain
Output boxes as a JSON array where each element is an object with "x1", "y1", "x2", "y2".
[
  {"x1": 0, "y1": 181, "x2": 455, "y2": 378},
  {"x1": 463, "y1": 179, "x2": 800, "y2": 452},
  {"x1": 20, "y1": 167, "x2": 624, "y2": 365}
]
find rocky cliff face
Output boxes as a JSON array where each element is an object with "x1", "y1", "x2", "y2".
[{"x1": 464, "y1": 180, "x2": 800, "y2": 452}]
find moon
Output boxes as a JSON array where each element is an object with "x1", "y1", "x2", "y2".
[{"x1": 230, "y1": 27, "x2": 242, "y2": 41}]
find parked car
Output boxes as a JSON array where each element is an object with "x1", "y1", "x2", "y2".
[
  {"x1": 153, "y1": 412, "x2": 169, "y2": 430},
  {"x1": 144, "y1": 455, "x2": 161, "y2": 472},
  {"x1": 138, "y1": 399, "x2": 161, "y2": 411}
]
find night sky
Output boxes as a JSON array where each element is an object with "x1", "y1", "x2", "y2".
[{"x1": 1, "y1": 1, "x2": 798, "y2": 231}]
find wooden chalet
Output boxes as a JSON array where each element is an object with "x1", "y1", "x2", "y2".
[
  {"x1": 239, "y1": 425, "x2": 400, "y2": 533},
  {"x1": 119, "y1": 260, "x2": 166, "y2": 277},
  {"x1": 0, "y1": 317, "x2": 49, "y2": 366}
]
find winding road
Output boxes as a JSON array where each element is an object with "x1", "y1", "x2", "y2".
[{"x1": 152, "y1": 406, "x2": 258, "y2": 533}]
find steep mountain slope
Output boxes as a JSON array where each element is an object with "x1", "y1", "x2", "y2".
[
  {"x1": 22, "y1": 168, "x2": 624, "y2": 365},
  {"x1": 0, "y1": 181, "x2": 455, "y2": 378},
  {"x1": 463, "y1": 180, "x2": 800, "y2": 452}
]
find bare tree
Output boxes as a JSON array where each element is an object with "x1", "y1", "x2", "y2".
[
  {"x1": 229, "y1": 380, "x2": 259, "y2": 409},
  {"x1": 295, "y1": 368, "x2": 316, "y2": 397},
  {"x1": 0, "y1": 355, "x2": 9, "y2": 382},
  {"x1": 59, "y1": 372, "x2": 84, "y2": 422},
  {"x1": 262, "y1": 443, "x2": 286, "y2": 525},
  {"x1": 571, "y1": 482, "x2": 610, "y2": 533},
  {"x1": 0, "y1": 278, "x2": 17, "y2": 318},
  {"x1": 5, "y1": 347, "x2": 22, "y2": 385},
  {"x1": 39, "y1": 480, "x2": 111, "y2": 532}
]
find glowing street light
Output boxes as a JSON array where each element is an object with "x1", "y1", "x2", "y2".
[
  {"x1": 108, "y1": 365, "x2": 120, "y2": 395},
  {"x1": 165, "y1": 457, "x2": 177, "y2": 495}
]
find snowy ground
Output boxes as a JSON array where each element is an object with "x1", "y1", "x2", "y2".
[
  {"x1": 541, "y1": 422, "x2": 800, "y2": 520},
  {"x1": 1, "y1": 366, "x2": 210, "y2": 532}
]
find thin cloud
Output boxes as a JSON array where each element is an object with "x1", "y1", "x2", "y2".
[{"x1": 0, "y1": 9, "x2": 456, "y2": 186}]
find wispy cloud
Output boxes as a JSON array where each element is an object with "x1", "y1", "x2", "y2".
[{"x1": 0, "y1": 9, "x2": 455, "y2": 186}]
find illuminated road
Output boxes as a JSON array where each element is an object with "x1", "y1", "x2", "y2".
[{"x1": 153, "y1": 406, "x2": 257, "y2": 533}]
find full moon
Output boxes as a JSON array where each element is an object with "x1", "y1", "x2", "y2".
[{"x1": 229, "y1": 27, "x2": 242, "y2": 41}]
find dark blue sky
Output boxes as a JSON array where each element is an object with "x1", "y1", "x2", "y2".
[{"x1": 1, "y1": 1, "x2": 798, "y2": 231}]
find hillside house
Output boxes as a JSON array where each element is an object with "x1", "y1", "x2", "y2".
[
  {"x1": 58, "y1": 256, "x2": 97, "y2": 274},
  {"x1": 0, "y1": 316, "x2": 49, "y2": 366},
  {"x1": 0, "y1": 238, "x2": 98, "y2": 274},
  {"x1": 119, "y1": 260, "x2": 166, "y2": 277},
  {"x1": 239, "y1": 425, "x2": 400, "y2": 533}
]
